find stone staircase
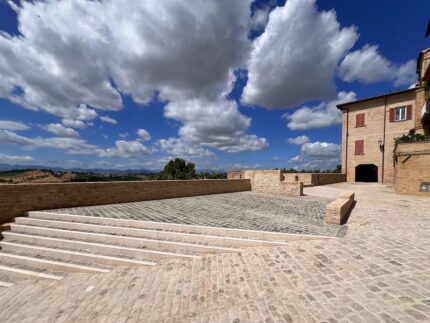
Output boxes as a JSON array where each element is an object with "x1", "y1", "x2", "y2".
[{"x1": 0, "y1": 211, "x2": 330, "y2": 287}]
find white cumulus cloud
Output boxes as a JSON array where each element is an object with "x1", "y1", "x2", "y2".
[
  {"x1": 61, "y1": 119, "x2": 87, "y2": 129},
  {"x1": 289, "y1": 141, "x2": 341, "y2": 171},
  {"x1": 40, "y1": 123, "x2": 80, "y2": 138},
  {"x1": 137, "y1": 129, "x2": 151, "y2": 142},
  {"x1": 288, "y1": 135, "x2": 310, "y2": 145},
  {"x1": 0, "y1": 120, "x2": 30, "y2": 131},
  {"x1": 242, "y1": 0, "x2": 358, "y2": 108},
  {"x1": 0, "y1": 153, "x2": 34, "y2": 164},
  {"x1": 100, "y1": 116, "x2": 118, "y2": 125},
  {"x1": 0, "y1": 129, "x2": 96, "y2": 154},
  {"x1": 0, "y1": 0, "x2": 252, "y2": 120},
  {"x1": 338, "y1": 45, "x2": 416, "y2": 86},
  {"x1": 284, "y1": 91, "x2": 356, "y2": 130},
  {"x1": 301, "y1": 142, "x2": 341, "y2": 157},
  {"x1": 164, "y1": 98, "x2": 268, "y2": 153},
  {"x1": 158, "y1": 138, "x2": 215, "y2": 159},
  {"x1": 98, "y1": 140, "x2": 149, "y2": 159}
]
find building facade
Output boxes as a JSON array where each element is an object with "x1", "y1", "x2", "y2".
[
  {"x1": 337, "y1": 47, "x2": 430, "y2": 187},
  {"x1": 338, "y1": 49, "x2": 430, "y2": 183}
]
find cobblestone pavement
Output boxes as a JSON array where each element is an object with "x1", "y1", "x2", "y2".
[
  {"x1": 46, "y1": 192, "x2": 340, "y2": 237},
  {"x1": 1, "y1": 183, "x2": 430, "y2": 322}
]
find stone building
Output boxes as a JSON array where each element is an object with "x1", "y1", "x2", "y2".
[{"x1": 337, "y1": 45, "x2": 430, "y2": 195}]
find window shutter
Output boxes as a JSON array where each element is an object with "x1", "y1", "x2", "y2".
[
  {"x1": 389, "y1": 108, "x2": 395, "y2": 122},
  {"x1": 356, "y1": 113, "x2": 365, "y2": 127},
  {"x1": 355, "y1": 140, "x2": 364, "y2": 155},
  {"x1": 406, "y1": 105, "x2": 412, "y2": 120}
]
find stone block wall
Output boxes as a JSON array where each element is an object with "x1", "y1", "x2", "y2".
[
  {"x1": 241, "y1": 170, "x2": 303, "y2": 196},
  {"x1": 283, "y1": 173, "x2": 346, "y2": 186},
  {"x1": 326, "y1": 192, "x2": 355, "y2": 225},
  {"x1": 0, "y1": 179, "x2": 251, "y2": 224},
  {"x1": 227, "y1": 172, "x2": 243, "y2": 179},
  {"x1": 395, "y1": 142, "x2": 430, "y2": 196}
]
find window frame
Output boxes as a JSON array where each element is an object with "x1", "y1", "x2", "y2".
[{"x1": 395, "y1": 106, "x2": 407, "y2": 121}]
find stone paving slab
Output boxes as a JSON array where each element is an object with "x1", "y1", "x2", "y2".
[
  {"x1": 45, "y1": 192, "x2": 340, "y2": 237},
  {"x1": 1, "y1": 183, "x2": 430, "y2": 322}
]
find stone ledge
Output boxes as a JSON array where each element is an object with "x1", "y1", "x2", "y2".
[{"x1": 325, "y1": 191, "x2": 355, "y2": 225}]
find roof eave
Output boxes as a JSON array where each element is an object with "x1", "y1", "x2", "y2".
[{"x1": 336, "y1": 88, "x2": 416, "y2": 110}]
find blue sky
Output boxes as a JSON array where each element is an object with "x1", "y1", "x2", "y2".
[{"x1": 0, "y1": 0, "x2": 429, "y2": 171}]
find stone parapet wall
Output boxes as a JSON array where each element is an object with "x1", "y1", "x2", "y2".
[
  {"x1": 0, "y1": 179, "x2": 251, "y2": 224},
  {"x1": 227, "y1": 172, "x2": 243, "y2": 179},
  {"x1": 325, "y1": 192, "x2": 355, "y2": 225},
  {"x1": 283, "y1": 173, "x2": 345, "y2": 186},
  {"x1": 395, "y1": 142, "x2": 430, "y2": 196},
  {"x1": 241, "y1": 170, "x2": 303, "y2": 196}
]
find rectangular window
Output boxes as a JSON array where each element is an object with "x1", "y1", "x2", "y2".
[
  {"x1": 390, "y1": 105, "x2": 412, "y2": 122},
  {"x1": 395, "y1": 107, "x2": 407, "y2": 121},
  {"x1": 355, "y1": 140, "x2": 364, "y2": 155},
  {"x1": 355, "y1": 113, "x2": 365, "y2": 127}
]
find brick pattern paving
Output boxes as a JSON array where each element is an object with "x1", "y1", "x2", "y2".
[
  {"x1": 0, "y1": 183, "x2": 429, "y2": 322},
  {"x1": 46, "y1": 192, "x2": 340, "y2": 237}
]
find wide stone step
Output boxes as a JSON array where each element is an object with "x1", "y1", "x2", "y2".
[
  {"x1": 16, "y1": 217, "x2": 289, "y2": 248},
  {"x1": 2, "y1": 232, "x2": 200, "y2": 261},
  {"x1": 0, "y1": 263, "x2": 63, "y2": 281},
  {"x1": 0, "y1": 280, "x2": 14, "y2": 288},
  {"x1": 0, "y1": 250, "x2": 110, "y2": 274},
  {"x1": 28, "y1": 211, "x2": 329, "y2": 241},
  {"x1": 10, "y1": 224, "x2": 245, "y2": 254},
  {"x1": 0, "y1": 240, "x2": 157, "y2": 269}
]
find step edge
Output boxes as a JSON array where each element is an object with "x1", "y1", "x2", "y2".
[
  {"x1": 2, "y1": 232, "x2": 202, "y2": 260},
  {"x1": 28, "y1": 211, "x2": 333, "y2": 240},
  {"x1": 0, "y1": 280, "x2": 14, "y2": 287},
  {"x1": 0, "y1": 251, "x2": 110, "y2": 273},
  {"x1": 18, "y1": 217, "x2": 290, "y2": 245},
  {"x1": 0, "y1": 264, "x2": 63, "y2": 280},
  {"x1": 0, "y1": 241, "x2": 157, "y2": 266},
  {"x1": 10, "y1": 224, "x2": 245, "y2": 253}
]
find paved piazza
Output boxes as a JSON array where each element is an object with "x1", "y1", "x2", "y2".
[
  {"x1": 47, "y1": 192, "x2": 340, "y2": 237},
  {"x1": 1, "y1": 183, "x2": 430, "y2": 322}
]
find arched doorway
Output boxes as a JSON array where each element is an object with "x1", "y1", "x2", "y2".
[{"x1": 355, "y1": 164, "x2": 378, "y2": 182}]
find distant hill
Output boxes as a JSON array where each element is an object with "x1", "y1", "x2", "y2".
[
  {"x1": 0, "y1": 169, "x2": 75, "y2": 184},
  {"x1": 0, "y1": 164, "x2": 157, "y2": 174}
]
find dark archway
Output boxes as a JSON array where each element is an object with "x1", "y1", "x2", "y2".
[{"x1": 355, "y1": 164, "x2": 378, "y2": 182}]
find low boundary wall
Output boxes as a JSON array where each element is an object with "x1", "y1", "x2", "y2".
[
  {"x1": 0, "y1": 179, "x2": 251, "y2": 224},
  {"x1": 242, "y1": 170, "x2": 303, "y2": 197},
  {"x1": 325, "y1": 192, "x2": 355, "y2": 225},
  {"x1": 283, "y1": 173, "x2": 346, "y2": 186}
]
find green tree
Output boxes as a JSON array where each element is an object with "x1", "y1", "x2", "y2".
[{"x1": 158, "y1": 158, "x2": 196, "y2": 180}]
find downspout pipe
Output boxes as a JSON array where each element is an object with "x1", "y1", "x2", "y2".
[
  {"x1": 382, "y1": 95, "x2": 387, "y2": 183},
  {"x1": 345, "y1": 109, "x2": 349, "y2": 182}
]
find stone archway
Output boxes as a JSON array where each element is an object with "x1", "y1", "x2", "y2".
[{"x1": 355, "y1": 164, "x2": 378, "y2": 182}]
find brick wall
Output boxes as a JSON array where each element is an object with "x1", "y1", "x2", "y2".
[
  {"x1": 395, "y1": 142, "x2": 430, "y2": 196},
  {"x1": 0, "y1": 179, "x2": 251, "y2": 224},
  {"x1": 241, "y1": 170, "x2": 303, "y2": 196},
  {"x1": 283, "y1": 173, "x2": 345, "y2": 186}
]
